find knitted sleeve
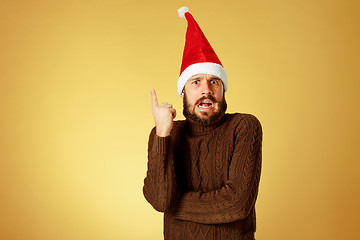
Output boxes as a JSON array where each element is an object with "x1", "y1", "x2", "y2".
[
  {"x1": 143, "y1": 127, "x2": 178, "y2": 212},
  {"x1": 171, "y1": 115, "x2": 262, "y2": 224}
]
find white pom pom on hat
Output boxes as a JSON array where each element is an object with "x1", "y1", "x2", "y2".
[
  {"x1": 178, "y1": 6, "x2": 189, "y2": 18},
  {"x1": 177, "y1": 6, "x2": 227, "y2": 96}
]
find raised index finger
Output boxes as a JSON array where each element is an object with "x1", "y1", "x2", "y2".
[{"x1": 150, "y1": 88, "x2": 159, "y2": 108}]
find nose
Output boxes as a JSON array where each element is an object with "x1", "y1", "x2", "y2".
[{"x1": 201, "y1": 81, "x2": 213, "y2": 95}]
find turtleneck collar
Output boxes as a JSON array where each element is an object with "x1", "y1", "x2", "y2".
[{"x1": 185, "y1": 113, "x2": 227, "y2": 136}]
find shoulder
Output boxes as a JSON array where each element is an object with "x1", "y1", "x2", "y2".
[
  {"x1": 148, "y1": 120, "x2": 186, "y2": 139},
  {"x1": 224, "y1": 113, "x2": 262, "y2": 141},
  {"x1": 225, "y1": 113, "x2": 262, "y2": 129},
  {"x1": 170, "y1": 120, "x2": 186, "y2": 135},
  {"x1": 172, "y1": 119, "x2": 186, "y2": 130},
  {"x1": 173, "y1": 119, "x2": 187, "y2": 126}
]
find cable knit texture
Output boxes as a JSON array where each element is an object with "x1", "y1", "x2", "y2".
[{"x1": 143, "y1": 113, "x2": 262, "y2": 240}]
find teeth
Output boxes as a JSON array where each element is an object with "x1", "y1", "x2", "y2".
[
  {"x1": 199, "y1": 105, "x2": 210, "y2": 108},
  {"x1": 198, "y1": 103, "x2": 212, "y2": 109},
  {"x1": 200, "y1": 100, "x2": 212, "y2": 104},
  {"x1": 198, "y1": 99, "x2": 213, "y2": 109}
]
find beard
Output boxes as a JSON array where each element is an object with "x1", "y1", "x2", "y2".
[{"x1": 183, "y1": 93, "x2": 227, "y2": 126}]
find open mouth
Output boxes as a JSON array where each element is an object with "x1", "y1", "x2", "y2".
[{"x1": 198, "y1": 99, "x2": 213, "y2": 109}]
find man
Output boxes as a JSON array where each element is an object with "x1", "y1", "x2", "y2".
[{"x1": 143, "y1": 7, "x2": 262, "y2": 240}]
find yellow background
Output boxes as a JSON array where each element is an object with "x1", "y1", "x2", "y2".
[{"x1": 1, "y1": 0, "x2": 359, "y2": 239}]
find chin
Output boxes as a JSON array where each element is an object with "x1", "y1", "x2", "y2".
[{"x1": 196, "y1": 111, "x2": 216, "y2": 119}]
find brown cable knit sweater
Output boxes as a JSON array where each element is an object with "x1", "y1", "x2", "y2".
[{"x1": 143, "y1": 113, "x2": 262, "y2": 240}]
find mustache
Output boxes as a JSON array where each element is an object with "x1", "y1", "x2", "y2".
[{"x1": 195, "y1": 95, "x2": 217, "y2": 105}]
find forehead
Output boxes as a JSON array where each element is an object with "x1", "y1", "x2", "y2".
[{"x1": 182, "y1": 73, "x2": 224, "y2": 95}]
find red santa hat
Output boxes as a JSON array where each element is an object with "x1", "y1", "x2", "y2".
[{"x1": 177, "y1": 6, "x2": 228, "y2": 96}]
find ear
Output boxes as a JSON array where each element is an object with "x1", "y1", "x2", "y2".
[{"x1": 181, "y1": 91, "x2": 184, "y2": 98}]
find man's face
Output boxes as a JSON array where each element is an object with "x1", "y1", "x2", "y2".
[{"x1": 182, "y1": 74, "x2": 227, "y2": 125}]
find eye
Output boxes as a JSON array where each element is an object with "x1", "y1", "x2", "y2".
[
  {"x1": 210, "y1": 79, "x2": 218, "y2": 84},
  {"x1": 192, "y1": 80, "x2": 199, "y2": 84}
]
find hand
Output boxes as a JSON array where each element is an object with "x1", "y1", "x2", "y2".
[{"x1": 151, "y1": 88, "x2": 176, "y2": 137}]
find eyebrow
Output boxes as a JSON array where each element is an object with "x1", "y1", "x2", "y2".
[{"x1": 189, "y1": 76, "x2": 221, "y2": 81}]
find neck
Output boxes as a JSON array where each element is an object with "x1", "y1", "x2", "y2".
[{"x1": 186, "y1": 113, "x2": 226, "y2": 135}]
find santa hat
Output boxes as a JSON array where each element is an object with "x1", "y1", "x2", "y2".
[{"x1": 177, "y1": 6, "x2": 227, "y2": 96}]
